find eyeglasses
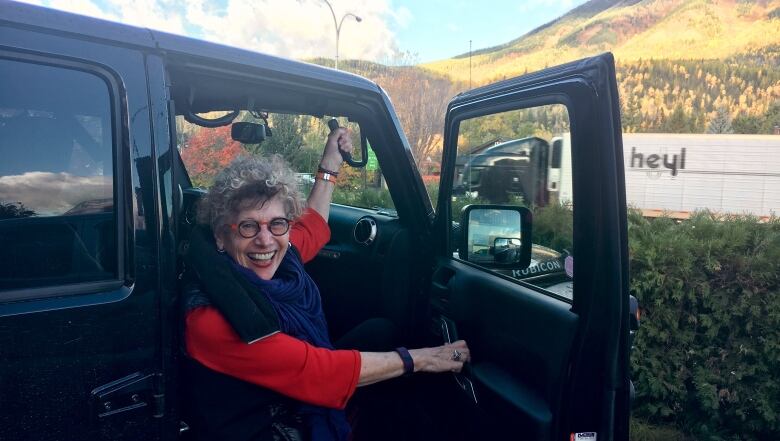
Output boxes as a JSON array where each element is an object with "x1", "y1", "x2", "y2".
[{"x1": 229, "y1": 218, "x2": 291, "y2": 238}]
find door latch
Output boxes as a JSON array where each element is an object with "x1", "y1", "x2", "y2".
[
  {"x1": 439, "y1": 316, "x2": 478, "y2": 404},
  {"x1": 91, "y1": 372, "x2": 164, "y2": 419}
]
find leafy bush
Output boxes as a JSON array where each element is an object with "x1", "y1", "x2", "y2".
[
  {"x1": 628, "y1": 211, "x2": 780, "y2": 440},
  {"x1": 630, "y1": 418, "x2": 691, "y2": 441},
  {"x1": 331, "y1": 167, "x2": 394, "y2": 210},
  {"x1": 532, "y1": 203, "x2": 573, "y2": 251}
]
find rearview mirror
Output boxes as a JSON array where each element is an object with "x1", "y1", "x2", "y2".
[
  {"x1": 231, "y1": 122, "x2": 270, "y2": 144},
  {"x1": 459, "y1": 205, "x2": 532, "y2": 269}
]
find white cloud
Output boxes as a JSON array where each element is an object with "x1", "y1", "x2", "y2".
[
  {"x1": 33, "y1": 0, "x2": 404, "y2": 62},
  {"x1": 43, "y1": 0, "x2": 116, "y2": 21},
  {"x1": 0, "y1": 172, "x2": 112, "y2": 216},
  {"x1": 186, "y1": 0, "x2": 402, "y2": 61}
]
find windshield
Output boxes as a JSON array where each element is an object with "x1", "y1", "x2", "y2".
[{"x1": 176, "y1": 111, "x2": 395, "y2": 214}]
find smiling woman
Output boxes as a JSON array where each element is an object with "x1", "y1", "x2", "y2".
[
  {"x1": 199, "y1": 155, "x2": 304, "y2": 281},
  {"x1": 181, "y1": 133, "x2": 470, "y2": 441}
]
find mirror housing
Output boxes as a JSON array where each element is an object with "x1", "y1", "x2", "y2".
[
  {"x1": 231, "y1": 122, "x2": 270, "y2": 144},
  {"x1": 459, "y1": 204, "x2": 532, "y2": 269}
]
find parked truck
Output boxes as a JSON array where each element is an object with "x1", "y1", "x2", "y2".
[{"x1": 461, "y1": 133, "x2": 780, "y2": 218}]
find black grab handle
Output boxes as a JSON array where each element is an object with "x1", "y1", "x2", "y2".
[{"x1": 328, "y1": 119, "x2": 367, "y2": 168}]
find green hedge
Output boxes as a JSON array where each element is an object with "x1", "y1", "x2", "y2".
[{"x1": 628, "y1": 210, "x2": 780, "y2": 440}]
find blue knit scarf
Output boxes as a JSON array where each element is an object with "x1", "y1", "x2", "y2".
[{"x1": 227, "y1": 246, "x2": 351, "y2": 441}]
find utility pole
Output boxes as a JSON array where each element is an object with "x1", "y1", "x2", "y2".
[{"x1": 469, "y1": 40, "x2": 472, "y2": 89}]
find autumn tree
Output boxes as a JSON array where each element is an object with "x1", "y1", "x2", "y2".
[
  {"x1": 180, "y1": 125, "x2": 244, "y2": 187},
  {"x1": 621, "y1": 96, "x2": 643, "y2": 132},
  {"x1": 374, "y1": 68, "x2": 455, "y2": 167},
  {"x1": 247, "y1": 113, "x2": 306, "y2": 160}
]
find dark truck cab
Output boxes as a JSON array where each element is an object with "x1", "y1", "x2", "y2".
[
  {"x1": 0, "y1": 2, "x2": 632, "y2": 440},
  {"x1": 456, "y1": 136, "x2": 550, "y2": 206}
]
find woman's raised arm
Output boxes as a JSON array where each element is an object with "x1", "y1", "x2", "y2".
[{"x1": 306, "y1": 127, "x2": 352, "y2": 221}]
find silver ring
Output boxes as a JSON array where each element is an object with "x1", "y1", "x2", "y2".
[{"x1": 452, "y1": 349, "x2": 462, "y2": 361}]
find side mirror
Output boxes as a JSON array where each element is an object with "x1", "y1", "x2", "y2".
[
  {"x1": 459, "y1": 205, "x2": 532, "y2": 269},
  {"x1": 231, "y1": 122, "x2": 270, "y2": 144}
]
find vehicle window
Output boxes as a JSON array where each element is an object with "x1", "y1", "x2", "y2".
[
  {"x1": 177, "y1": 112, "x2": 394, "y2": 213},
  {"x1": 450, "y1": 104, "x2": 574, "y2": 300},
  {"x1": 0, "y1": 58, "x2": 117, "y2": 293}
]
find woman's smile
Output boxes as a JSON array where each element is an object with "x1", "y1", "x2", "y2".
[
  {"x1": 217, "y1": 197, "x2": 290, "y2": 281},
  {"x1": 248, "y1": 251, "x2": 276, "y2": 263}
]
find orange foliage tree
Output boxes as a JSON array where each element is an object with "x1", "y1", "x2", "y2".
[
  {"x1": 180, "y1": 125, "x2": 244, "y2": 187},
  {"x1": 373, "y1": 68, "x2": 455, "y2": 167}
]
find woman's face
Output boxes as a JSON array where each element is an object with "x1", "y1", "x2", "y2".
[{"x1": 216, "y1": 196, "x2": 289, "y2": 281}]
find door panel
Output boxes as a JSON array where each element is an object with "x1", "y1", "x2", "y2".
[
  {"x1": 0, "y1": 26, "x2": 165, "y2": 441},
  {"x1": 433, "y1": 54, "x2": 629, "y2": 440},
  {"x1": 431, "y1": 258, "x2": 578, "y2": 440},
  {"x1": 305, "y1": 204, "x2": 415, "y2": 341}
]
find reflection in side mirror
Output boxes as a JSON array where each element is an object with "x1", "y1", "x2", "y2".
[
  {"x1": 231, "y1": 122, "x2": 270, "y2": 144},
  {"x1": 492, "y1": 237, "x2": 522, "y2": 264},
  {"x1": 459, "y1": 204, "x2": 532, "y2": 269}
]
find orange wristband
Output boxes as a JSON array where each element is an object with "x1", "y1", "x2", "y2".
[{"x1": 316, "y1": 171, "x2": 337, "y2": 184}]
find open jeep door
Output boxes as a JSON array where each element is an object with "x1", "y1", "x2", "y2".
[{"x1": 428, "y1": 53, "x2": 631, "y2": 441}]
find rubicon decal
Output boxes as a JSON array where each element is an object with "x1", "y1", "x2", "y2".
[{"x1": 512, "y1": 258, "x2": 564, "y2": 278}]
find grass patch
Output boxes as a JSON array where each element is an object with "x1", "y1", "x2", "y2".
[{"x1": 630, "y1": 418, "x2": 690, "y2": 441}]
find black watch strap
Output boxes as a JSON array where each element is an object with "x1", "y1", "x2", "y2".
[{"x1": 395, "y1": 347, "x2": 414, "y2": 377}]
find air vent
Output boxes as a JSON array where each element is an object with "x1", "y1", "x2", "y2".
[{"x1": 353, "y1": 217, "x2": 377, "y2": 246}]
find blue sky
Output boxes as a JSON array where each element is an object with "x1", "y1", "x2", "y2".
[
  {"x1": 394, "y1": 0, "x2": 588, "y2": 62},
  {"x1": 17, "y1": 0, "x2": 588, "y2": 63}
]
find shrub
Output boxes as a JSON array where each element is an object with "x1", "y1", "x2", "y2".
[
  {"x1": 532, "y1": 202, "x2": 573, "y2": 251},
  {"x1": 628, "y1": 211, "x2": 780, "y2": 440}
]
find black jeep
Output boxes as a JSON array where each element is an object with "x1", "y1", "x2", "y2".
[{"x1": 0, "y1": 2, "x2": 633, "y2": 440}]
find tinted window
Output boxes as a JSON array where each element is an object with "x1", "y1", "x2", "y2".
[
  {"x1": 451, "y1": 104, "x2": 574, "y2": 300},
  {"x1": 0, "y1": 58, "x2": 117, "y2": 292},
  {"x1": 491, "y1": 141, "x2": 532, "y2": 155}
]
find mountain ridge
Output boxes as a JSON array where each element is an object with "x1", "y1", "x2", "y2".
[
  {"x1": 453, "y1": 0, "x2": 643, "y2": 60},
  {"x1": 424, "y1": 0, "x2": 780, "y2": 84}
]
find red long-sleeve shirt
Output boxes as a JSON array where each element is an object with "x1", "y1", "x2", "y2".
[{"x1": 185, "y1": 208, "x2": 361, "y2": 409}]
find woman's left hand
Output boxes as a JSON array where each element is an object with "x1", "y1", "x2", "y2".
[
  {"x1": 321, "y1": 126, "x2": 354, "y2": 172},
  {"x1": 410, "y1": 340, "x2": 471, "y2": 374}
]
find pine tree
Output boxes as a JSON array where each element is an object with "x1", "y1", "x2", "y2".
[
  {"x1": 706, "y1": 106, "x2": 734, "y2": 134},
  {"x1": 732, "y1": 113, "x2": 762, "y2": 134},
  {"x1": 665, "y1": 104, "x2": 690, "y2": 133}
]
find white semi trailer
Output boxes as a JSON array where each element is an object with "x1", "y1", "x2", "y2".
[{"x1": 552, "y1": 134, "x2": 780, "y2": 219}]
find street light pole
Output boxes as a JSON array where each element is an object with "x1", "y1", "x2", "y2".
[{"x1": 321, "y1": 0, "x2": 361, "y2": 70}]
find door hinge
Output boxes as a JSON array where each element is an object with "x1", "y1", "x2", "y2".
[{"x1": 91, "y1": 372, "x2": 164, "y2": 420}]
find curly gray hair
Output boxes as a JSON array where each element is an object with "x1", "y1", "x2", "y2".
[{"x1": 198, "y1": 155, "x2": 305, "y2": 233}]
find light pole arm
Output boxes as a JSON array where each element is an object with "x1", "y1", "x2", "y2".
[
  {"x1": 322, "y1": 0, "x2": 339, "y2": 36},
  {"x1": 338, "y1": 13, "x2": 360, "y2": 32},
  {"x1": 320, "y1": 0, "x2": 361, "y2": 70}
]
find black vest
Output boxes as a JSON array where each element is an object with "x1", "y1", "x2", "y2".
[{"x1": 180, "y1": 284, "x2": 304, "y2": 441}]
